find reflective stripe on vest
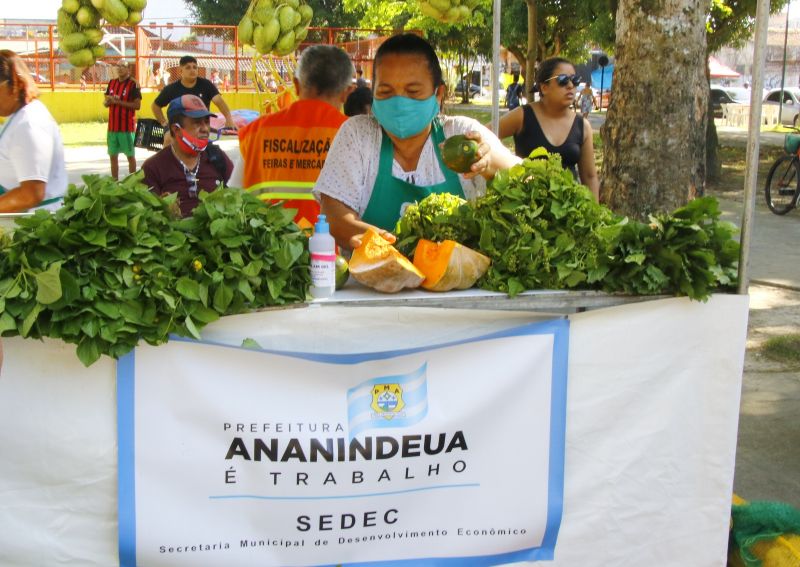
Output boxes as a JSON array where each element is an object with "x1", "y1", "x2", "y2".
[{"x1": 245, "y1": 180, "x2": 316, "y2": 201}]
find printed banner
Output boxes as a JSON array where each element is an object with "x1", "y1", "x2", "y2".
[{"x1": 117, "y1": 319, "x2": 569, "y2": 566}]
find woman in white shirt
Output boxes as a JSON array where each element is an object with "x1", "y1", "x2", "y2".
[
  {"x1": 0, "y1": 50, "x2": 67, "y2": 213},
  {"x1": 315, "y1": 34, "x2": 519, "y2": 250}
]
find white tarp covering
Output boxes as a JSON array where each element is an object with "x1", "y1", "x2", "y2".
[{"x1": 0, "y1": 294, "x2": 748, "y2": 566}]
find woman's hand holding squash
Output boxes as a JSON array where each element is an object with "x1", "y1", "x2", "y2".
[{"x1": 349, "y1": 229, "x2": 396, "y2": 250}]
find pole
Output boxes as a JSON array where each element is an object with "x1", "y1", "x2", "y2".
[
  {"x1": 48, "y1": 24, "x2": 55, "y2": 92},
  {"x1": 738, "y1": 0, "x2": 770, "y2": 294},
  {"x1": 599, "y1": 71, "x2": 604, "y2": 112},
  {"x1": 234, "y1": 25, "x2": 240, "y2": 92},
  {"x1": 490, "y1": 0, "x2": 501, "y2": 133},
  {"x1": 778, "y1": 2, "x2": 790, "y2": 124},
  {"x1": 597, "y1": 55, "x2": 609, "y2": 112},
  {"x1": 134, "y1": 25, "x2": 141, "y2": 86}
]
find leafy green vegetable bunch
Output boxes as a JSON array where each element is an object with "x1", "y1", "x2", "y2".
[
  {"x1": 0, "y1": 174, "x2": 311, "y2": 367},
  {"x1": 175, "y1": 189, "x2": 310, "y2": 315},
  {"x1": 470, "y1": 149, "x2": 615, "y2": 296},
  {"x1": 0, "y1": 173, "x2": 192, "y2": 366},
  {"x1": 394, "y1": 192, "x2": 476, "y2": 257},
  {"x1": 392, "y1": 150, "x2": 739, "y2": 300},
  {"x1": 598, "y1": 197, "x2": 739, "y2": 300}
]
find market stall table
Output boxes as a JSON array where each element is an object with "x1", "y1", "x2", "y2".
[{"x1": 0, "y1": 288, "x2": 748, "y2": 566}]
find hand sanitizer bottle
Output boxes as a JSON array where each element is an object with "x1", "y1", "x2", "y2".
[{"x1": 309, "y1": 214, "x2": 336, "y2": 298}]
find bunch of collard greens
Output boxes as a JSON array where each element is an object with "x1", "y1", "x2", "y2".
[
  {"x1": 394, "y1": 149, "x2": 739, "y2": 299},
  {"x1": 0, "y1": 173, "x2": 309, "y2": 366},
  {"x1": 469, "y1": 149, "x2": 615, "y2": 295},
  {"x1": 176, "y1": 188, "x2": 309, "y2": 313},
  {"x1": 598, "y1": 197, "x2": 739, "y2": 299},
  {"x1": 394, "y1": 192, "x2": 474, "y2": 257}
]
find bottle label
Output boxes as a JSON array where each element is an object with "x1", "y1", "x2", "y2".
[{"x1": 310, "y1": 253, "x2": 336, "y2": 287}]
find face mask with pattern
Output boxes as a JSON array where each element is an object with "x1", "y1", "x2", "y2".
[{"x1": 173, "y1": 124, "x2": 209, "y2": 155}]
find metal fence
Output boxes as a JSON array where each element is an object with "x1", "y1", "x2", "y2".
[{"x1": 0, "y1": 21, "x2": 393, "y2": 92}]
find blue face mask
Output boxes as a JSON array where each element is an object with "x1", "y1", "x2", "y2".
[{"x1": 371, "y1": 94, "x2": 440, "y2": 139}]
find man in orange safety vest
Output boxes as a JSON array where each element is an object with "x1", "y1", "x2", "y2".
[{"x1": 230, "y1": 45, "x2": 354, "y2": 230}]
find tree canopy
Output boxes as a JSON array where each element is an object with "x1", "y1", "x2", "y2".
[
  {"x1": 501, "y1": 0, "x2": 614, "y2": 73},
  {"x1": 707, "y1": 0, "x2": 788, "y2": 53},
  {"x1": 185, "y1": 0, "x2": 249, "y2": 25},
  {"x1": 184, "y1": 0, "x2": 788, "y2": 63},
  {"x1": 186, "y1": 0, "x2": 364, "y2": 28},
  {"x1": 341, "y1": 0, "x2": 493, "y2": 101}
]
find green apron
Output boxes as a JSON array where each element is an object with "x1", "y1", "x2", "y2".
[
  {"x1": 361, "y1": 118, "x2": 465, "y2": 231},
  {"x1": 0, "y1": 186, "x2": 62, "y2": 208}
]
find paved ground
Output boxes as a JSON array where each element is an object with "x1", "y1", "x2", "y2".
[
  {"x1": 735, "y1": 283, "x2": 800, "y2": 507},
  {"x1": 61, "y1": 121, "x2": 800, "y2": 508}
]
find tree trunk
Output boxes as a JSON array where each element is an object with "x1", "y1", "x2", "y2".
[
  {"x1": 525, "y1": 0, "x2": 537, "y2": 94},
  {"x1": 600, "y1": 0, "x2": 708, "y2": 220},
  {"x1": 458, "y1": 53, "x2": 469, "y2": 104}
]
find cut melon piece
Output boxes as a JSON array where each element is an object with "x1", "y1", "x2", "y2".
[{"x1": 349, "y1": 229, "x2": 425, "y2": 293}]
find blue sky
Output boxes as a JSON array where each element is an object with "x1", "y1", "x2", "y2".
[{"x1": 7, "y1": 0, "x2": 194, "y2": 22}]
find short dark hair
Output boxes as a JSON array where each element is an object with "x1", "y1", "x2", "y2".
[
  {"x1": 179, "y1": 55, "x2": 198, "y2": 66},
  {"x1": 373, "y1": 33, "x2": 443, "y2": 89},
  {"x1": 296, "y1": 45, "x2": 354, "y2": 97},
  {"x1": 535, "y1": 57, "x2": 573, "y2": 89},
  {"x1": 344, "y1": 86, "x2": 373, "y2": 117}
]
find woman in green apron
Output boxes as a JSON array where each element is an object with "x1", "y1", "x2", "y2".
[
  {"x1": 0, "y1": 50, "x2": 67, "y2": 213},
  {"x1": 315, "y1": 34, "x2": 520, "y2": 251}
]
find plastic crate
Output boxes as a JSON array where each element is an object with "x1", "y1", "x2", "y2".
[
  {"x1": 134, "y1": 118, "x2": 166, "y2": 151},
  {"x1": 785, "y1": 133, "x2": 800, "y2": 155}
]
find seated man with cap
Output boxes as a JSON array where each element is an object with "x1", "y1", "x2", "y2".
[{"x1": 142, "y1": 94, "x2": 233, "y2": 216}]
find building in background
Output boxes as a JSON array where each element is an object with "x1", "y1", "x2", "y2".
[{"x1": 714, "y1": 12, "x2": 800, "y2": 90}]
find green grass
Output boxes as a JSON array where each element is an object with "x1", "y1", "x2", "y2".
[
  {"x1": 766, "y1": 124, "x2": 799, "y2": 134},
  {"x1": 761, "y1": 334, "x2": 800, "y2": 365},
  {"x1": 708, "y1": 145, "x2": 785, "y2": 196},
  {"x1": 447, "y1": 107, "x2": 491, "y2": 124},
  {"x1": 59, "y1": 121, "x2": 107, "y2": 147}
]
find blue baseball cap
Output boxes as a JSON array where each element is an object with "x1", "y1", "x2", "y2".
[{"x1": 167, "y1": 94, "x2": 216, "y2": 122}]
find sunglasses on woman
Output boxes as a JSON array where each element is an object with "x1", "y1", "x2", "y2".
[{"x1": 545, "y1": 74, "x2": 582, "y2": 87}]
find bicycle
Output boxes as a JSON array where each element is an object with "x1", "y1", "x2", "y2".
[{"x1": 764, "y1": 129, "x2": 800, "y2": 215}]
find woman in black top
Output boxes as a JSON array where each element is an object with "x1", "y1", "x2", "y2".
[{"x1": 496, "y1": 57, "x2": 599, "y2": 200}]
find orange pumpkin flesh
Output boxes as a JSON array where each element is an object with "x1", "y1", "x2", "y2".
[
  {"x1": 413, "y1": 239, "x2": 491, "y2": 292},
  {"x1": 414, "y1": 239, "x2": 455, "y2": 288},
  {"x1": 349, "y1": 229, "x2": 425, "y2": 293}
]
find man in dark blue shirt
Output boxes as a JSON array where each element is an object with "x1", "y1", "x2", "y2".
[{"x1": 151, "y1": 55, "x2": 236, "y2": 131}]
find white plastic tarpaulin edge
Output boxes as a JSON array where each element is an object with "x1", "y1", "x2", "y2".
[{"x1": 0, "y1": 294, "x2": 748, "y2": 566}]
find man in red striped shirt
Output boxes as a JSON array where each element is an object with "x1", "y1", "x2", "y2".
[{"x1": 104, "y1": 60, "x2": 141, "y2": 179}]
